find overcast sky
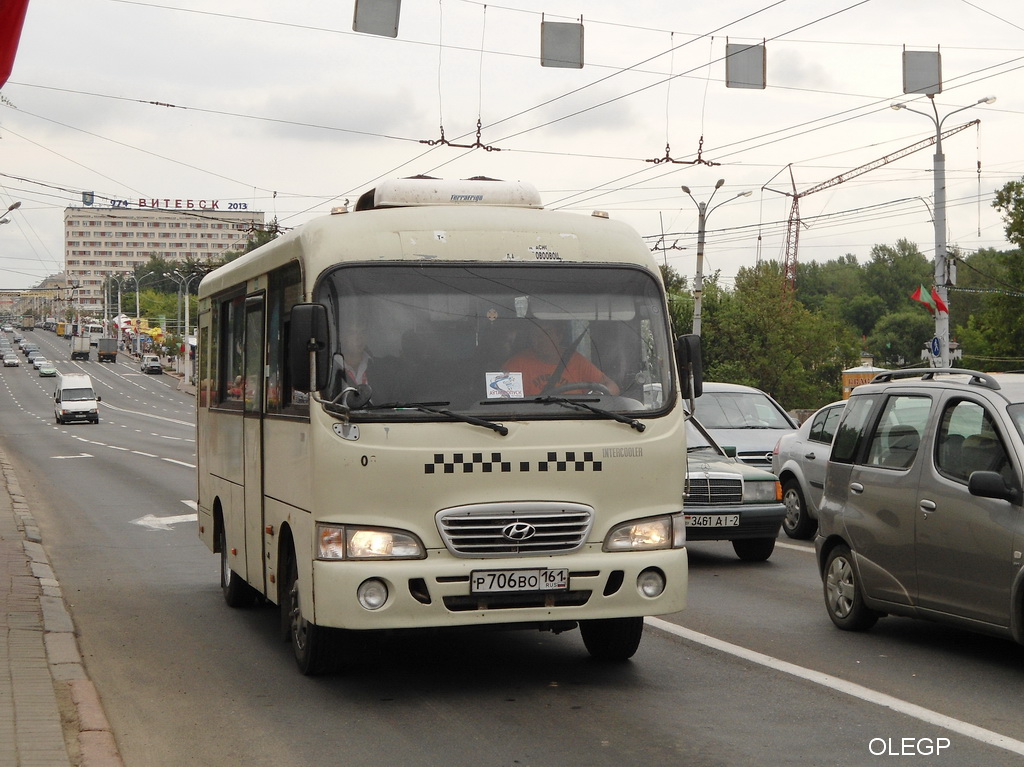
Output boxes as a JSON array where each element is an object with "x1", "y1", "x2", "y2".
[{"x1": 1, "y1": 0, "x2": 1021, "y2": 295}]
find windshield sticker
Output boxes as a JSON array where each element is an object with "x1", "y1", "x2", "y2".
[
  {"x1": 529, "y1": 245, "x2": 561, "y2": 261},
  {"x1": 486, "y1": 371, "x2": 524, "y2": 398}
]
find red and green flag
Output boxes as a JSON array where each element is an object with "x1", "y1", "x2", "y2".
[{"x1": 910, "y1": 285, "x2": 935, "y2": 314}]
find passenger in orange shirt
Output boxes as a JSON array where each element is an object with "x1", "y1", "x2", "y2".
[{"x1": 503, "y1": 319, "x2": 620, "y2": 396}]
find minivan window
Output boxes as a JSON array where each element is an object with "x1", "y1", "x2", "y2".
[
  {"x1": 938, "y1": 399, "x2": 1013, "y2": 483},
  {"x1": 831, "y1": 394, "x2": 878, "y2": 464},
  {"x1": 864, "y1": 395, "x2": 930, "y2": 469}
]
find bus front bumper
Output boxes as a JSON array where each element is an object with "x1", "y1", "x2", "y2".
[{"x1": 309, "y1": 545, "x2": 688, "y2": 631}]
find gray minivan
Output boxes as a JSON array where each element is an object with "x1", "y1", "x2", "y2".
[{"x1": 815, "y1": 368, "x2": 1024, "y2": 645}]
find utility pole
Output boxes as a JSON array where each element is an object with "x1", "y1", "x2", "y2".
[{"x1": 892, "y1": 95, "x2": 995, "y2": 367}]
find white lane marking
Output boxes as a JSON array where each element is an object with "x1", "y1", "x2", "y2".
[
  {"x1": 52, "y1": 453, "x2": 94, "y2": 459},
  {"x1": 132, "y1": 513, "x2": 198, "y2": 531},
  {"x1": 100, "y1": 400, "x2": 194, "y2": 427},
  {"x1": 776, "y1": 541, "x2": 814, "y2": 553},
  {"x1": 161, "y1": 458, "x2": 196, "y2": 468},
  {"x1": 647, "y1": 617, "x2": 1024, "y2": 757}
]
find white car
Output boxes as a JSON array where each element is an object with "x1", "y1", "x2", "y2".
[
  {"x1": 772, "y1": 400, "x2": 845, "y2": 539},
  {"x1": 32, "y1": 357, "x2": 50, "y2": 370},
  {"x1": 3, "y1": 354, "x2": 20, "y2": 367}
]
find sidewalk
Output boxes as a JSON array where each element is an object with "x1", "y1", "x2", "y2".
[{"x1": 0, "y1": 447, "x2": 124, "y2": 767}]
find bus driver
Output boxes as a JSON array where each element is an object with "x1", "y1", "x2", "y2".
[{"x1": 502, "y1": 319, "x2": 620, "y2": 396}]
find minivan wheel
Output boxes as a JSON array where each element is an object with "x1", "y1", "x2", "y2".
[
  {"x1": 823, "y1": 545, "x2": 879, "y2": 631},
  {"x1": 781, "y1": 478, "x2": 816, "y2": 540}
]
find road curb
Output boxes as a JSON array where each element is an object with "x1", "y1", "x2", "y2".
[{"x1": 1, "y1": 450, "x2": 126, "y2": 767}]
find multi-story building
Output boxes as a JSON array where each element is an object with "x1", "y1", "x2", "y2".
[{"x1": 64, "y1": 201, "x2": 266, "y2": 308}]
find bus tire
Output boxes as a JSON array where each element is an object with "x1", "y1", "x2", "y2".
[
  {"x1": 579, "y1": 617, "x2": 644, "y2": 661},
  {"x1": 281, "y1": 548, "x2": 333, "y2": 675},
  {"x1": 219, "y1": 524, "x2": 257, "y2": 608}
]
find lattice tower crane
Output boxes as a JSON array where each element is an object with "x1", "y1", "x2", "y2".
[{"x1": 767, "y1": 119, "x2": 979, "y2": 293}]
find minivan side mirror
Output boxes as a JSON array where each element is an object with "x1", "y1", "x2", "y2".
[
  {"x1": 674, "y1": 334, "x2": 703, "y2": 399},
  {"x1": 968, "y1": 470, "x2": 1022, "y2": 505},
  {"x1": 288, "y1": 303, "x2": 331, "y2": 393}
]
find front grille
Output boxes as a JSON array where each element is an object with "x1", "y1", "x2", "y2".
[
  {"x1": 686, "y1": 476, "x2": 743, "y2": 506},
  {"x1": 737, "y1": 452, "x2": 773, "y2": 467},
  {"x1": 436, "y1": 502, "x2": 594, "y2": 557},
  {"x1": 443, "y1": 590, "x2": 592, "y2": 611}
]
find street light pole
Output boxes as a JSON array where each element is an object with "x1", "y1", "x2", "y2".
[
  {"x1": 680, "y1": 180, "x2": 752, "y2": 336},
  {"x1": 127, "y1": 271, "x2": 157, "y2": 356},
  {"x1": 168, "y1": 269, "x2": 206, "y2": 382},
  {"x1": 891, "y1": 94, "x2": 996, "y2": 368}
]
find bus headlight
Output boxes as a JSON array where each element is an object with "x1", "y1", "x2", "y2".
[
  {"x1": 317, "y1": 524, "x2": 425, "y2": 560},
  {"x1": 603, "y1": 514, "x2": 685, "y2": 551}
]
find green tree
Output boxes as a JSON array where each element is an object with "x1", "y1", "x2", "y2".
[
  {"x1": 861, "y1": 239, "x2": 932, "y2": 310},
  {"x1": 701, "y1": 261, "x2": 858, "y2": 409},
  {"x1": 867, "y1": 310, "x2": 934, "y2": 367}
]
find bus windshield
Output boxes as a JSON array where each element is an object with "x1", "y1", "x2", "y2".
[{"x1": 315, "y1": 263, "x2": 675, "y2": 418}]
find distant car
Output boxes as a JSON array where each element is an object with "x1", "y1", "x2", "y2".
[
  {"x1": 141, "y1": 354, "x2": 162, "y2": 374},
  {"x1": 696, "y1": 382, "x2": 799, "y2": 468},
  {"x1": 684, "y1": 414, "x2": 785, "y2": 561},
  {"x1": 817, "y1": 368, "x2": 1024, "y2": 646},
  {"x1": 3, "y1": 354, "x2": 20, "y2": 367},
  {"x1": 37, "y1": 362, "x2": 57, "y2": 377},
  {"x1": 26, "y1": 349, "x2": 42, "y2": 363},
  {"x1": 32, "y1": 357, "x2": 50, "y2": 370},
  {"x1": 22, "y1": 344, "x2": 39, "y2": 357},
  {"x1": 772, "y1": 400, "x2": 846, "y2": 539}
]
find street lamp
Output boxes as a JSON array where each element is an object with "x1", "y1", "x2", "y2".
[
  {"x1": 891, "y1": 94, "x2": 996, "y2": 367},
  {"x1": 680, "y1": 180, "x2": 752, "y2": 336},
  {"x1": 166, "y1": 268, "x2": 207, "y2": 381},
  {"x1": 0, "y1": 200, "x2": 22, "y2": 226},
  {"x1": 125, "y1": 271, "x2": 158, "y2": 355}
]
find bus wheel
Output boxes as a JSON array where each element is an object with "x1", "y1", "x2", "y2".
[
  {"x1": 219, "y1": 524, "x2": 257, "y2": 608},
  {"x1": 282, "y1": 550, "x2": 333, "y2": 675},
  {"x1": 579, "y1": 617, "x2": 644, "y2": 661}
]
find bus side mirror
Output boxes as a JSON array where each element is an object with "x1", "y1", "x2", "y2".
[
  {"x1": 674, "y1": 334, "x2": 703, "y2": 400},
  {"x1": 289, "y1": 303, "x2": 331, "y2": 393}
]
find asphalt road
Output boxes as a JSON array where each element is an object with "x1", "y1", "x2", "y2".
[{"x1": 2, "y1": 330, "x2": 1023, "y2": 766}]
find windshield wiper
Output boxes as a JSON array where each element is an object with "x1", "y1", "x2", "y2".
[
  {"x1": 515, "y1": 395, "x2": 647, "y2": 432},
  {"x1": 366, "y1": 401, "x2": 508, "y2": 436}
]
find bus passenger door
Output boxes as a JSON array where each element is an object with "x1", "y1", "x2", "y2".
[{"x1": 242, "y1": 294, "x2": 267, "y2": 596}]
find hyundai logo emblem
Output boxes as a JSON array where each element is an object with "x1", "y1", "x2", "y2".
[{"x1": 502, "y1": 522, "x2": 537, "y2": 541}]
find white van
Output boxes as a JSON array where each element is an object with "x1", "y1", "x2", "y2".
[{"x1": 54, "y1": 373, "x2": 101, "y2": 424}]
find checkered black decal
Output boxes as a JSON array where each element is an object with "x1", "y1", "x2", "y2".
[{"x1": 425, "y1": 451, "x2": 602, "y2": 474}]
